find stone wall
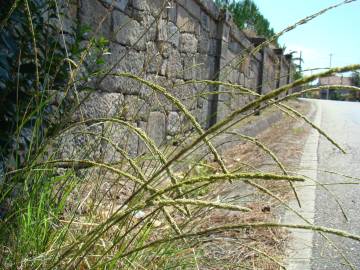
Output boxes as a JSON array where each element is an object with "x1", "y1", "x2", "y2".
[{"x1": 58, "y1": 0, "x2": 293, "y2": 160}]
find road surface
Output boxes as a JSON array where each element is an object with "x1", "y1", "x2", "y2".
[
  {"x1": 311, "y1": 99, "x2": 360, "y2": 269},
  {"x1": 285, "y1": 99, "x2": 360, "y2": 269}
]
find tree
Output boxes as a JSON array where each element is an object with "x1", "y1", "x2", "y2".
[
  {"x1": 351, "y1": 71, "x2": 360, "y2": 86},
  {"x1": 214, "y1": 0, "x2": 276, "y2": 40},
  {"x1": 351, "y1": 71, "x2": 360, "y2": 101}
]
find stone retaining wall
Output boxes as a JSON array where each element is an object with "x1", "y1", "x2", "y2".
[{"x1": 57, "y1": 0, "x2": 293, "y2": 160}]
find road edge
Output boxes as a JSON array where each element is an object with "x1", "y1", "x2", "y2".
[{"x1": 283, "y1": 99, "x2": 322, "y2": 270}]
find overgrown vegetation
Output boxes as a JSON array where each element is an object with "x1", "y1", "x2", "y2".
[
  {"x1": 0, "y1": 0, "x2": 360, "y2": 269},
  {"x1": 0, "y1": 0, "x2": 69, "y2": 171},
  {"x1": 0, "y1": 0, "x2": 109, "y2": 172}
]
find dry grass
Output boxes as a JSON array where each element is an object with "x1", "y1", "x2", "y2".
[
  {"x1": 52, "y1": 100, "x2": 312, "y2": 269},
  {"x1": 2, "y1": 0, "x2": 360, "y2": 268},
  {"x1": 188, "y1": 99, "x2": 313, "y2": 269}
]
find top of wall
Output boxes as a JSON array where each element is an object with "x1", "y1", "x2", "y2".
[{"x1": 187, "y1": 0, "x2": 222, "y2": 20}]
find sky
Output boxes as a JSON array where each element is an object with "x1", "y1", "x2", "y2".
[{"x1": 252, "y1": 0, "x2": 360, "y2": 76}]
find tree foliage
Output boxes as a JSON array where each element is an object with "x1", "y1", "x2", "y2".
[
  {"x1": 351, "y1": 71, "x2": 360, "y2": 86},
  {"x1": 214, "y1": 0, "x2": 275, "y2": 39},
  {"x1": 350, "y1": 71, "x2": 360, "y2": 101}
]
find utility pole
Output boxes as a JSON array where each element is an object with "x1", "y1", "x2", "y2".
[
  {"x1": 327, "y1": 53, "x2": 333, "y2": 100},
  {"x1": 298, "y1": 51, "x2": 304, "y2": 97},
  {"x1": 329, "y1": 53, "x2": 333, "y2": 69}
]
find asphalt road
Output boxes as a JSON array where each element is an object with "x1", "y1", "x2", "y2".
[{"x1": 311, "y1": 99, "x2": 360, "y2": 269}]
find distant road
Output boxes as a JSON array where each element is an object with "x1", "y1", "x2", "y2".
[{"x1": 310, "y1": 99, "x2": 360, "y2": 269}]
